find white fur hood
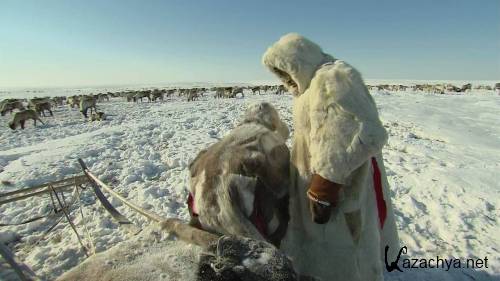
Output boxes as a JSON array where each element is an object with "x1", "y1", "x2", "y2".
[
  {"x1": 262, "y1": 33, "x2": 335, "y2": 95},
  {"x1": 263, "y1": 33, "x2": 387, "y2": 185}
]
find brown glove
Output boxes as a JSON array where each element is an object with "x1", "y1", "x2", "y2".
[{"x1": 307, "y1": 174, "x2": 343, "y2": 207}]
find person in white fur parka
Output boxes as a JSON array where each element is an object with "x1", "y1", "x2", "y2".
[{"x1": 262, "y1": 33, "x2": 400, "y2": 281}]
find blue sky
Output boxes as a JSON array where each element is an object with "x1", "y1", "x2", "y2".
[{"x1": 0, "y1": 0, "x2": 499, "y2": 88}]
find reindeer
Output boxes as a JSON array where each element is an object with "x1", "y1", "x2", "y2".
[
  {"x1": 165, "y1": 89, "x2": 176, "y2": 98},
  {"x1": 80, "y1": 95, "x2": 97, "y2": 118},
  {"x1": 35, "y1": 102, "x2": 53, "y2": 117},
  {"x1": 8, "y1": 109, "x2": 44, "y2": 130},
  {"x1": 251, "y1": 86, "x2": 261, "y2": 95},
  {"x1": 178, "y1": 88, "x2": 188, "y2": 97},
  {"x1": 221, "y1": 87, "x2": 233, "y2": 98},
  {"x1": 214, "y1": 88, "x2": 225, "y2": 99},
  {"x1": 232, "y1": 87, "x2": 244, "y2": 98},
  {"x1": 187, "y1": 89, "x2": 200, "y2": 101},
  {"x1": 51, "y1": 96, "x2": 65, "y2": 106},
  {"x1": 150, "y1": 89, "x2": 164, "y2": 102},
  {"x1": 0, "y1": 98, "x2": 19, "y2": 109},
  {"x1": 89, "y1": 112, "x2": 106, "y2": 121},
  {"x1": 188, "y1": 102, "x2": 290, "y2": 247},
  {"x1": 221, "y1": 87, "x2": 241, "y2": 98},
  {"x1": 459, "y1": 83, "x2": 472, "y2": 93},
  {"x1": 97, "y1": 93, "x2": 110, "y2": 102},
  {"x1": 261, "y1": 85, "x2": 271, "y2": 93},
  {"x1": 67, "y1": 96, "x2": 80, "y2": 108},
  {"x1": 125, "y1": 92, "x2": 136, "y2": 102},
  {"x1": 1, "y1": 101, "x2": 25, "y2": 116},
  {"x1": 275, "y1": 85, "x2": 286, "y2": 95},
  {"x1": 28, "y1": 99, "x2": 53, "y2": 117},
  {"x1": 134, "y1": 91, "x2": 151, "y2": 102}
]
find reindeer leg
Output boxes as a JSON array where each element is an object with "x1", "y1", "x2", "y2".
[{"x1": 20, "y1": 120, "x2": 25, "y2": 129}]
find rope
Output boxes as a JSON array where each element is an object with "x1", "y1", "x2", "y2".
[
  {"x1": 84, "y1": 171, "x2": 164, "y2": 223},
  {"x1": 49, "y1": 184, "x2": 90, "y2": 257},
  {"x1": 76, "y1": 184, "x2": 95, "y2": 255},
  {"x1": 11, "y1": 187, "x2": 80, "y2": 262},
  {"x1": 32, "y1": 188, "x2": 80, "y2": 247},
  {"x1": 49, "y1": 190, "x2": 59, "y2": 213}
]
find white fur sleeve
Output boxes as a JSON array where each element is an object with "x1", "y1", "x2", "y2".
[{"x1": 308, "y1": 62, "x2": 387, "y2": 184}]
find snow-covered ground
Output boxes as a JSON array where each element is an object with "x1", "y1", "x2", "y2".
[{"x1": 0, "y1": 88, "x2": 499, "y2": 280}]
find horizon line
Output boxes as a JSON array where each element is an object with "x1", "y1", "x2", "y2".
[{"x1": 1, "y1": 78, "x2": 499, "y2": 90}]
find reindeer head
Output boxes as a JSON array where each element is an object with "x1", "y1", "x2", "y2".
[{"x1": 242, "y1": 102, "x2": 289, "y2": 140}]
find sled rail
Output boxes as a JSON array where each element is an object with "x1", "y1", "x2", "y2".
[
  {"x1": 77, "y1": 158, "x2": 220, "y2": 248},
  {"x1": 0, "y1": 175, "x2": 89, "y2": 206}
]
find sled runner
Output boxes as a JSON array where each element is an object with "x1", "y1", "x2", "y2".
[{"x1": 0, "y1": 242, "x2": 39, "y2": 281}]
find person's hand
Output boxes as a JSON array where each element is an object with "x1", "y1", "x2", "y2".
[{"x1": 307, "y1": 174, "x2": 342, "y2": 224}]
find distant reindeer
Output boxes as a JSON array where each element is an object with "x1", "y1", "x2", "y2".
[
  {"x1": 214, "y1": 88, "x2": 225, "y2": 99},
  {"x1": 459, "y1": 83, "x2": 472, "y2": 93},
  {"x1": 51, "y1": 96, "x2": 65, "y2": 106},
  {"x1": 150, "y1": 90, "x2": 164, "y2": 102},
  {"x1": 187, "y1": 89, "x2": 200, "y2": 101},
  {"x1": 28, "y1": 99, "x2": 53, "y2": 117},
  {"x1": 89, "y1": 112, "x2": 106, "y2": 121},
  {"x1": 67, "y1": 96, "x2": 80, "y2": 108},
  {"x1": 125, "y1": 92, "x2": 136, "y2": 102},
  {"x1": 251, "y1": 86, "x2": 261, "y2": 95},
  {"x1": 1, "y1": 101, "x2": 25, "y2": 116},
  {"x1": 0, "y1": 98, "x2": 19, "y2": 108},
  {"x1": 97, "y1": 93, "x2": 110, "y2": 102},
  {"x1": 165, "y1": 89, "x2": 176, "y2": 98},
  {"x1": 275, "y1": 85, "x2": 286, "y2": 95},
  {"x1": 8, "y1": 109, "x2": 44, "y2": 130},
  {"x1": 35, "y1": 102, "x2": 53, "y2": 117},
  {"x1": 134, "y1": 91, "x2": 151, "y2": 102},
  {"x1": 178, "y1": 89, "x2": 188, "y2": 97},
  {"x1": 222, "y1": 87, "x2": 233, "y2": 98},
  {"x1": 232, "y1": 87, "x2": 244, "y2": 98},
  {"x1": 80, "y1": 95, "x2": 97, "y2": 118}
]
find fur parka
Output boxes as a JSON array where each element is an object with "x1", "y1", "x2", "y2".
[{"x1": 263, "y1": 33, "x2": 400, "y2": 281}]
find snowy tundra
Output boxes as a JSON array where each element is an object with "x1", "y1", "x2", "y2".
[{"x1": 0, "y1": 87, "x2": 499, "y2": 280}]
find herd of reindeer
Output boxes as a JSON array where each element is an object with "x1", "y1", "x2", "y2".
[
  {"x1": 1, "y1": 82, "x2": 499, "y2": 130},
  {"x1": 0, "y1": 85, "x2": 286, "y2": 130}
]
